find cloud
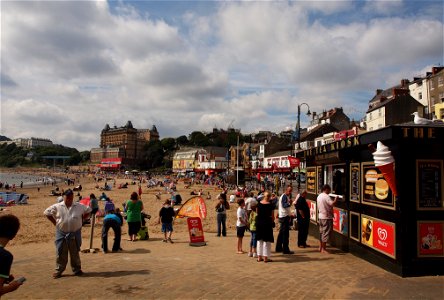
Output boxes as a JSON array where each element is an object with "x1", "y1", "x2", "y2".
[{"x1": 1, "y1": 0, "x2": 442, "y2": 150}]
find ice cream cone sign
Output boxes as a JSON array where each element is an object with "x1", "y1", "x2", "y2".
[{"x1": 371, "y1": 141, "x2": 398, "y2": 197}]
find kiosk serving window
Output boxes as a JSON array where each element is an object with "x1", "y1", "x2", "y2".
[{"x1": 325, "y1": 164, "x2": 346, "y2": 197}]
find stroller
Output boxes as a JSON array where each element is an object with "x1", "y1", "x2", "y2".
[{"x1": 137, "y1": 212, "x2": 151, "y2": 240}]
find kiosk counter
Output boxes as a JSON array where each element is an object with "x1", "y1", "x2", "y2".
[{"x1": 299, "y1": 124, "x2": 444, "y2": 277}]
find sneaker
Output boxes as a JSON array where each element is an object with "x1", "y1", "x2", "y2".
[
  {"x1": 253, "y1": 253, "x2": 257, "y2": 258},
  {"x1": 74, "y1": 270, "x2": 84, "y2": 276},
  {"x1": 248, "y1": 252, "x2": 253, "y2": 257},
  {"x1": 162, "y1": 239, "x2": 167, "y2": 243},
  {"x1": 168, "y1": 238, "x2": 174, "y2": 244}
]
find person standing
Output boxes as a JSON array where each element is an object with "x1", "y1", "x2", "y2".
[
  {"x1": 236, "y1": 199, "x2": 248, "y2": 254},
  {"x1": 44, "y1": 189, "x2": 91, "y2": 279},
  {"x1": 101, "y1": 209, "x2": 123, "y2": 253},
  {"x1": 125, "y1": 192, "x2": 144, "y2": 242},
  {"x1": 215, "y1": 193, "x2": 230, "y2": 237},
  {"x1": 158, "y1": 200, "x2": 176, "y2": 243},
  {"x1": 276, "y1": 187, "x2": 294, "y2": 254},
  {"x1": 317, "y1": 184, "x2": 338, "y2": 254},
  {"x1": 294, "y1": 190, "x2": 310, "y2": 248},
  {"x1": 0, "y1": 215, "x2": 24, "y2": 296},
  {"x1": 255, "y1": 192, "x2": 275, "y2": 263}
]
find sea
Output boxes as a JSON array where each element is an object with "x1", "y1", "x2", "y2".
[{"x1": 0, "y1": 172, "x2": 61, "y2": 187}]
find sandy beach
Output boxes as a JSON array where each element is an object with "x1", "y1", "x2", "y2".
[{"x1": 1, "y1": 169, "x2": 238, "y2": 245}]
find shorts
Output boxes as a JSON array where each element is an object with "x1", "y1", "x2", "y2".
[
  {"x1": 319, "y1": 219, "x2": 333, "y2": 242},
  {"x1": 237, "y1": 226, "x2": 246, "y2": 237},
  {"x1": 162, "y1": 222, "x2": 173, "y2": 233}
]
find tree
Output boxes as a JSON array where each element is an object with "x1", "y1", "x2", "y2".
[
  {"x1": 161, "y1": 138, "x2": 176, "y2": 152},
  {"x1": 189, "y1": 131, "x2": 210, "y2": 147},
  {"x1": 176, "y1": 135, "x2": 188, "y2": 146},
  {"x1": 140, "y1": 140, "x2": 164, "y2": 169}
]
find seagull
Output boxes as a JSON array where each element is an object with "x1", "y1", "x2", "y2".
[{"x1": 412, "y1": 112, "x2": 433, "y2": 125}]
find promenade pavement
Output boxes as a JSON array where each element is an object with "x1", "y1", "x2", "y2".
[{"x1": 6, "y1": 230, "x2": 444, "y2": 300}]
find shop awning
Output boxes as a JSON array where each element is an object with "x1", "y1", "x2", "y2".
[{"x1": 100, "y1": 158, "x2": 122, "y2": 169}]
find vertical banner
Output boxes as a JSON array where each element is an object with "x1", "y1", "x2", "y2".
[
  {"x1": 333, "y1": 207, "x2": 348, "y2": 235},
  {"x1": 418, "y1": 221, "x2": 444, "y2": 257},
  {"x1": 349, "y1": 163, "x2": 360, "y2": 203},
  {"x1": 187, "y1": 217, "x2": 206, "y2": 246},
  {"x1": 361, "y1": 215, "x2": 396, "y2": 258},
  {"x1": 306, "y1": 167, "x2": 317, "y2": 194},
  {"x1": 307, "y1": 200, "x2": 317, "y2": 224}
]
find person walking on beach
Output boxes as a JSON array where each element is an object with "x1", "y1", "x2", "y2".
[
  {"x1": 44, "y1": 189, "x2": 91, "y2": 279},
  {"x1": 0, "y1": 215, "x2": 24, "y2": 296},
  {"x1": 158, "y1": 200, "x2": 175, "y2": 243},
  {"x1": 125, "y1": 192, "x2": 144, "y2": 242},
  {"x1": 215, "y1": 193, "x2": 230, "y2": 237},
  {"x1": 276, "y1": 187, "x2": 294, "y2": 254},
  {"x1": 294, "y1": 190, "x2": 310, "y2": 248},
  {"x1": 255, "y1": 192, "x2": 275, "y2": 263},
  {"x1": 317, "y1": 184, "x2": 338, "y2": 254}
]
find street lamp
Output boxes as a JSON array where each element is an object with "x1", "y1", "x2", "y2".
[{"x1": 295, "y1": 102, "x2": 311, "y2": 191}]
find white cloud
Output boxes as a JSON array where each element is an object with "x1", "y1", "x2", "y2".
[{"x1": 1, "y1": 0, "x2": 442, "y2": 150}]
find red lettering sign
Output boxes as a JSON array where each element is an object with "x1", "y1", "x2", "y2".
[
  {"x1": 373, "y1": 220, "x2": 395, "y2": 257},
  {"x1": 187, "y1": 217, "x2": 206, "y2": 246}
]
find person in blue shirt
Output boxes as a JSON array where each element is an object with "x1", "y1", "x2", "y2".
[{"x1": 101, "y1": 210, "x2": 123, "y2": 253}]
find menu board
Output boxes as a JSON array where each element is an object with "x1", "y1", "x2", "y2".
[
  {"x1": 417, "y1": 221, "x2": 444, "y2": 257},
  {"x1": 361, "y1": 162, "x2": 395, "y2": 210},
  {"x1": 416, "y1": 160, "x2": 443, "y2": 210},
  {"x1": 306, "y1": 167, "x2": 317, "y2": 194},
  {"x1": 307, "y1": 199, "x2": 317, "y2": 224},
  {"x1": 317, "y1": 166, "x2": 323, "y2": 194},
  {"x1": 333, "y1": 207, "x2": 348, "y2": 235},
  {"x1": 350, "y1": 163, "x2": 360, "y2": 203},
  {"x1": 350, "y1": 212, "x2": 360, "y2": 242},
  {"x1": 361, "y1": 215, "x2": 396, "y2": 258}
]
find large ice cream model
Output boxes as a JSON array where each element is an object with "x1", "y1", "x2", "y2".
[{"x1": 371, "y1": 141, "x2": 398, "y2": 197}]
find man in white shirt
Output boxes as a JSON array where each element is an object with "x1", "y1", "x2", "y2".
[
  {"x1": 44, "y1": 189, "x2": 91, "y2": 279},
  {"x1": 317, "y1": 184, "x2": 338, "y2": 254},
  {"x1": 276, "y1": 187, "x2": 294, "y2": 254}
]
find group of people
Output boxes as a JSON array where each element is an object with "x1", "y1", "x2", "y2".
[{"x1": 216, "y1": 183, "x2": 338, "y2": 262}]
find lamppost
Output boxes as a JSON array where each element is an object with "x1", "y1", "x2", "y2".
[{"x1": 295, "y1": 103, "x2": 311, "y2": 191}]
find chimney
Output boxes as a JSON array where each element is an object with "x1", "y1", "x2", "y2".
[
  {"x1": 401, "y1": 79, "x2": 409, "y2": 87},
  {"x1": 376, "y1": 89, "x2": 383, "y2": 95},
  {"x1": 432, "y1": 66, "x2": 444, "y2": 75},
  {"x1": 312, "y1": 111, "x2": 317, "y2": 120}
]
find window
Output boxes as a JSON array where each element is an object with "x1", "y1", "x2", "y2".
[
  {"x1": 438, "y1": 76, "x2": 443, "y2": 86},
  {"x1": 430, "y1": 80, "x2": 435, "y2": 89},
  {"x1": 369, "y1": 112, "x2": 372, "y2": 120},
  {"x1": 439, "y1": 92, "x2": 444, "y2": 102},
  {"x1": 378, "y1": 109, "x2": 382, "y2": 117},
  {"x1": 419, "y1": 92, "x2": 422, "y2": 100},
  {"x1": 325, "y1": 164, "x2": 346, "y2": 196}
]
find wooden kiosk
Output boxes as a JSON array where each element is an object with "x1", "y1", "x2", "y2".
[{"x1": 299, "y1": 124, "x2": 444, "y2": 277}]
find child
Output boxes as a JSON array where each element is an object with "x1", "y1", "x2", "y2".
[
  {"x1": 248, "y1": 204, "x2": 258, "y2": 258},
  {"x1": 158, "y1": 200, "x2": 175, "y2": 243},
  {"x1": 0, "y1": 215, "x2": 23, "y2": 297},
  {"x1": 236, "y1": 198, "x2": 248, "y2": 254}
]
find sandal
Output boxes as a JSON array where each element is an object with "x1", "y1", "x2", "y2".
[
  {"x1": 264, "y1": 259, "x2": 273, "y2": 263},
  {"x1": 257, "y1": 258, "x2": 263, "y2": 262}
]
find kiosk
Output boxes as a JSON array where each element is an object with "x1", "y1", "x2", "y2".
[{"x1": 299, "y1": 124, "x2": 444, "y2": 277}]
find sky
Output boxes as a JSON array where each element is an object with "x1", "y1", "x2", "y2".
[{"x1": 1, "y1": 0, "x2": 443, "y2": 150}]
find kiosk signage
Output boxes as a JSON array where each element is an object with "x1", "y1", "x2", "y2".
[
  {"x1": 418, "y1": 221, "x2": 444, "y2": 257},
  {"x1": 187, "y1": 217, "x2": 206, "y2": 246},
  {"x1": 333, "y1": 207, "x2": 348, "y2": 235},
  {"x1": 416, "y1": 160, "x2": 444, "y2": 210},
  {"x1": 361, "y1": 215, "x2": 395, "y2": 258},
  {"x1": 306, "y1": 167, "x2": 317, "y2": 194},
  {"x1": 362, "y1": 162, "x2": 395, "y2": 210},
  {"x1": 307, "y1": 200, "x2": 317, "y2": 223}
]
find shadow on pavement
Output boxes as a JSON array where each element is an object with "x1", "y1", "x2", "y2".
[
  {"x1": 275, "y1": 254, "x2": 334, "y2": 263},
  {"x1": 81, "y1": 269, "x2": 150, "y2": 278},
  {"x1": 123, "y1": 248, "x2": 151, "y2": 254}
]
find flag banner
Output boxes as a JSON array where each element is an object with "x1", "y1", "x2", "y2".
[
  {"x1": 176, "y1": 196, "x2": 207, "y2": 219},
  {"x1": 288, "y1": 156, "x2": 300, "y2": 168}
]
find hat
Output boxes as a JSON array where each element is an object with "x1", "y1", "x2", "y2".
[{"x1": 63, "y1": 189, "x2": 73, "y2": 196}]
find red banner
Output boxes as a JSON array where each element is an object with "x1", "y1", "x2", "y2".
[
  {"x1": 333, "y1": 208, "x2": 340, "y2": 231},
  {"x1": 187, "y1": 217, "x2": 206, "y2": 246},
  {"x1": 287, "y1": 156, "x2": 300, "y2": 168},
  {"x1": 373, "y1": 220, "x2": 395, "y2": 257}
]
